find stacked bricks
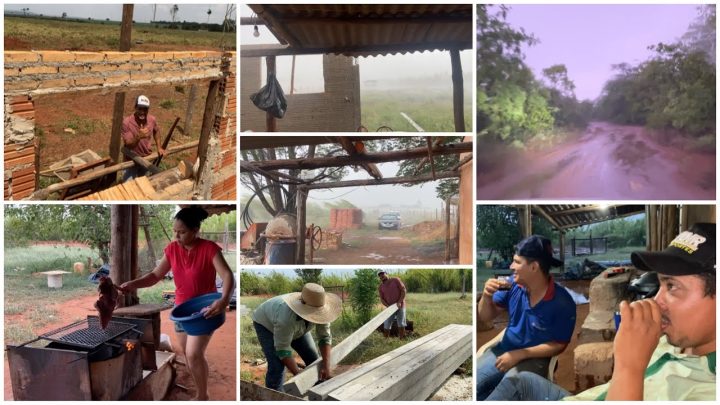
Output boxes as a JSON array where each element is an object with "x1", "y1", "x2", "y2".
[
  {"x1": 320, "y1": 230, "x2": 344, "y2": 251},
  {"x1": 4, "y1": 51, "x2": 225, "y2": 95},
  {"x1": 211, "y1": 51, "x2": 237, "y2": 200},
  {"x1": 329, "y1": 208, "x2": 364, "y2": 230},
  {"x1": 4, "y1": 95, "x2": 36, "y2": 199}
]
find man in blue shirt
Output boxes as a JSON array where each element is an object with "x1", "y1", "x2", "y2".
[{"x1": 477, "y1": 235, "x2": 577, "y2": 400}]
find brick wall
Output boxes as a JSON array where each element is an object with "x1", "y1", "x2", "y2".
[
  {"x1": 330, "y1": 208, "x2": 364, "y2": 230},
  {"x1": 240, "y1": 54, "x2": 361, "y2": 132},
  {"x1": 4, "y1": 50, "x2": 237, "y2": 200},
  {"x1": 4, "y1": 51, "x2": 225, "y2": 96}
]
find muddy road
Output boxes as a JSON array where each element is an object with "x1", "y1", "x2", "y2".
[
  {"x1": 477, "y1": 122, "x2": 715, "y2": 199},
  {"x1": 312, "y1": 228, "x2": 446, "y2": 265}
]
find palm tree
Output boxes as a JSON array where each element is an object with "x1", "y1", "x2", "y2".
[
  {"x1": 206, "y1": 8, "x2": 212, "y2": 24},
  {"x1": 170, "y1": 4, "x2": 179, "y2": 23}
]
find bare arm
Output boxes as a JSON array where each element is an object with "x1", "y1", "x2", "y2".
[
  {"x1": 203, "y1": 251, "x2": 235, "y2": 318},
  {"x1": 319, "y1": 343, "x2": 332, "y2": 380},
  {"x1": 397, "y1": 282, "x2": 406, "y2": 308},
  {"x1": 281, "y1": 357, "x2": 303, "y2": 375},
  {"x1": 119, "y1": 256, "x2": 171, "y2": 291}
]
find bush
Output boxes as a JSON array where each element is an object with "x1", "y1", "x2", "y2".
[{"x1": 348, "y1": 269, "x2": 379, "y2": 324}]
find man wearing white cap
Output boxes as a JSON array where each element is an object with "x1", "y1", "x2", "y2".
[
  {"x1": 121, "y1": 95, "x2": 165, "y2": 181},
  {"x1": 252, "y1": 283, "x2": 342, "y2": 392}
]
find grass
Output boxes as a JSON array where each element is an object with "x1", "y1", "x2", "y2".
[
  {"x1": 5, "y1": 16, "x2": 236, "y2": 51},
  {"x1": 362, "y1": 88, "x2": 472, "y2": 132},
  {"x1": 61, "y1": 114, "x2": 107, "y2": 136},
  {"x1": 159, "y1": 99, "x2": 176, "y2": 109},
  {"x1": 240, "y1": 292, "x2": 473, "y2": 378}
]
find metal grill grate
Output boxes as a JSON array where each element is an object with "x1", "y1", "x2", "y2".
[{"x1": 39, "y1": 318, "x2": 136, "y2": 350}]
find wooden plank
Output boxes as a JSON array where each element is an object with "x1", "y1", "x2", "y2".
[
  {"x1": 325, "y1": 324, "x2": 471, "y2": 401},
  {"x1": 307, "y1": 324, "x2": 461, "y2": 400},
  {"x1": 302, "y1": 171, "x2": 459, "y2": 190},
  {"x1": 401, "y1": 333, "x2": 472, "y2": 400},
  {"x1": 115, "y1": 184, "x2": 131, "y2": 200},
  {"x1": 240, "y1": 135, "x2": 388, "y2": 151},
  {"x1": 135, "y1": 176, "x2": 156, "y2": 199},
  {"x1": 241, "y1": 380, "x2": 304, "y2": 401},
  {"x1": 284, "y1": 304, "x2": 399, "y2": 396}
]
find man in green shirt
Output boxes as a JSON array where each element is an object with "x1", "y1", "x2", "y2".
[
  {"x1": 484, "y1": 223, "x2": 716, "y2": 401},
  {"x1": 252, "y1": 283, "x2": 342, "y2": 392}
]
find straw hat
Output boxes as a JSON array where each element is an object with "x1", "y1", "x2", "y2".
[{"x1": 282, "y1": 283, "x2": 342, "y2": 324}]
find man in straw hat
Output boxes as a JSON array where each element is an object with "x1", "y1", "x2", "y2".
[
  {"x1": 484, "y1": 223, "x2": 716, "y2": 401},
  {"x1": 252, "y1": 283, "x2": 342, "y2": 392},
  {"x1": 476, "y1": 235, "x2": 576, "y2": 400}
]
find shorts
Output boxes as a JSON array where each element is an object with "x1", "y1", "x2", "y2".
[
  {"x1": 174, "y1": 320, "x2": 186, "y2": 333},
  {"x1": 383, "y1": 307, "x2": 407, "y2": 329}
]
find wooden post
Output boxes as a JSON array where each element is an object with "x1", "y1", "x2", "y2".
[
  {"x1": 129, "y1": 205, "x2": 140, "y2": 306},
  {"x1": 296, "y1": 188, "x2": 308, "y2": 264},
  {"x1": 183, "y1": 84, "x2": 198, "y2": 135},
  {"x1": 449, "y1": 49, "x2": 465, "y2": 132},
  {"x1": 444, "y1": 198, "x2": 451, "y2": 262},
  {"x1": 111, "y1": 205, "x2": 135, "y2": 307},
  {"x1": 266, "y1": 56, "x2": 277, "y2": 132},
  {"x1": 195, "y1": 79, "x2": 221, "y2": 185},
  {"x1": 119, "y1": 5, "x2": 134, "y2": 51},
  {"x1": 139, "y1": 207, "x2": 157, "y2": 267},
  {"x1": 559, "y1": 232, "x2": 566, "y2": 272},
  {"x1": 517, "y1": 205, "x2": 531, "y2": 237},
  {"x1": 108, "y1": 5, "x2": 133, "y2": 183}
]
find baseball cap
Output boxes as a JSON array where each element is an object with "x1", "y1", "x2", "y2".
[
  {"x1": 377, "y1": 271, "x2": 387, "y2": 276},
  {"x1": 631, "y1": 223, "x2": 715, "y2": 276},
  {"x1": 516, "y1": 235, "x2": 563, "y2": 268},
  {"x1": 136, "y1": 95, "x2": 150, "y2": 108}
]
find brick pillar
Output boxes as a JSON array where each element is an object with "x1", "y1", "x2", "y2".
[{"x1": 4, "y1": 95, "x2": 37, "y2": 200}]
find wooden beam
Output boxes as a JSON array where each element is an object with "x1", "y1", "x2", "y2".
[
  {"x1": 195, "y1": 80, "x2": 221, "y2": 183},
  {"x1": 111, "y1": 205, "x2": 132, "y2": 308},
  {"x1": 119, "y1": 5, "x2": 134, "y2": 51},
  {"x1": 284, "y1": 304, "x2": 399, "y2": 396},
  {"x1": 336, "y1": 137, "x2": 382, "y2": 180},
  {"x1": 533, "y1": 205, "x2": 563, "y2": 230},
  {"x1": 425, "y1": 136, "x2": 436, "y2": 180},
  {"x1": 122, "y1": 147, "x2": 161, "y2": 175},
  {"x1": 240, "y1": 41, "x2": 472, "y2": 57},
  {"x1": 265, "y1": 56, "x2": 277, "y2": 132},
  {"x1": 449, "y1": 153, "x2": 472, "y2": 172},
  {"x1": 108, "y1": 92, "x2": 126, "y2": 178},
  {"x1": 295, "y1": 188, "x2": 308, "y2": 265},
  {"x1": 240, "y1": 135, "x2": 389, "y2": 150},
  {"x1": 29, "y1": 141, "x2": 198, "y2": 200},
  {"x1": 247, "y1": 142, "x2": 473, "y2": 171},
  {"x1": 413, "y1": 137, "x2": 443, "y2": 174},
  {"x1": 241, "y1": 380, "x2": 303, "y2": 401},
  {"x1": 302, "y1": 171, "x2": 459, "y2": 190},
  {"x1": 450, "y1": 48, "x2": 465, "y2": 132},
  {"x1": 153, "y1": 117, "x2": 180, "y2": 167}
]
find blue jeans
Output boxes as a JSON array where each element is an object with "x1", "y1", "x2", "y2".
[
  {"x1": 486, "y1": 371, "x2": 570, "y2": 401},
  {"x1": 476, "y1": 347, "x2": 552, "y2": 400},
  {"x1": 253, "y1": 321, "x2": 320, "y2": 392}
]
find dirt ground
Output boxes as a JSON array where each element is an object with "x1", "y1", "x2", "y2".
[
  {"x1": 33, "y1": 80, "x2": 212, "y2": 177},
  {"x1": 477, "y1": 121, "x2": 715, "y2": 199},
  {"x1": 4, "y1": 293, "x2": 236, "y2": 401},
  {"x1": 311, "y1": 228, "x2": 445, "y2": 265},
  {"x1": 476, "y1": 280, "x2": 591, "y2": 394}
]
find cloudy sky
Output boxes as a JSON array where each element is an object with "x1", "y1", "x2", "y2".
[
  {"x1": 5, "y1": 4, "x2": 235, "y2": 24},
  {"x1": 504, "y1": 4, "x2": 701, "y2": 101}
]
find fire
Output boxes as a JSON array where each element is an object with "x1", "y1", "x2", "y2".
[{"x1": 125, "y1": 341, "x2": 135, "y2": 351}]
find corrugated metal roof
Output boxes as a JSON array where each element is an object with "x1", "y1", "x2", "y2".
[
  {"x1": 248, "y1": 4, "x2": 472, "y2": 57},
  {"x1": 534, "y1": 204, "x2": 645, "y2": 230}
]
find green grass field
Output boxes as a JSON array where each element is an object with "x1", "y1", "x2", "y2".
[
  {"x1": 240, "y1": 292, "x2": 472, "y2": 380},
  {"x1": 361, "y1": 88, "x2": 472, "y2": 132},
  {"x1": 5, "y1": 16, "x2": 235, "y2": 51}
]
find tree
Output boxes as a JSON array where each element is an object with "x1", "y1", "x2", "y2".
[
  {"x1": 61, "y1": 12, "x2": 67, "y2": 18},
  {"x1": 348, "y1": 269, "x2": 379, "y2": 325},
  {"x1": 206, "y1": 8, "x2": 212, "y2": 24},
  {"x1": 476, "y1": 205, "x2": 521, "y2": 261},
  {"x1": 170, "y1": 5, "x2": 179, "y2": 23},
  {"x1": 295, "y1": 269, "x2": 322, "y2": 285}
]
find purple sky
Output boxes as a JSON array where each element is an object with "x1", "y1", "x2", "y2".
[{"x1": 504, "y1": 4, "x2": 701, "y2": 101}]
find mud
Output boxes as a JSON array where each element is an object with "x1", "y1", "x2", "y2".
[{"x1": 477, "y1": 122, "x2": 715, "y2": 199}]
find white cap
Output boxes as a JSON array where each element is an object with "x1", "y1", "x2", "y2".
[{"x1": 136, "y1": 95, "x2": 150, "y2": 108}]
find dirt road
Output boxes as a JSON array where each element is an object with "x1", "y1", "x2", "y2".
[
  {"x1": 477, "y1": 122, "x2": 715, "y2": 199},
  {"x1": 313, "y1": 229, "x2": 445, "y2": 265}
]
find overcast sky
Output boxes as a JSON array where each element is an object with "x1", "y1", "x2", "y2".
[
  {"x1": 4, "y1": 4, "x2": 235, "y2": 24},
  {"x1": 504, "y1": 4, "x2": 700, "y2": 101},
  {"x1": 239, "y1": 5, "x2": 472, "y2": 90}
]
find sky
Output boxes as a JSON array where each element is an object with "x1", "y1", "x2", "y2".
[
  {"x1": 239, "y1": 5, "x2": 472, "y2": 91},
  {"x1": 504, "y1": 4, "x2": 701, "y2": 101},
  {"x1": 4, "y1": 4, "x2": 235, "y2": 24}
]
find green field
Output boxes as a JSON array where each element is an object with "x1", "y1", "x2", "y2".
[
  {"x1": 240, "y1": 292, "x2": 472, "y2": 382},
  {"x1": 361, "y1": 88, "x2": 472, "y2": 132},
  {"x1": 5, "y1": 16, "x2": 235, "y2": 51}
]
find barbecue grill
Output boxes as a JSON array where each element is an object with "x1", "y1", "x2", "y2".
[{"x1": 40, "y1": 317, "x2": 138, "y2": 349}]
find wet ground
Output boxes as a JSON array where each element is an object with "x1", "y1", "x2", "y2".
[
  {"x1": 477, "y1": 122, "x2": 715, "y2": 199},
  {"x1": 4, "y1": 294, "x2": 236, "y2": 400}
]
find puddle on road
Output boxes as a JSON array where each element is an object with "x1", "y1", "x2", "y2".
[
  {"x1": 362, "y1": 253, "x2": 386, "y2": 260},
  {"x1": 376, "y1": 236, "x2": 403, "y2": 240}
]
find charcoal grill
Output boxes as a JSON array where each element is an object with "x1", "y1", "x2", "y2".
[{"x1": 40, "y1": 317, "x2": 138, "y2": 350}]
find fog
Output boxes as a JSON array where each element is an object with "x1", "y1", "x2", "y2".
[
  {"x1": 4, "y1": 4, "x2": 235, "y2": 24},
  {"x1": 240, "y1": 5, "x2": 472, "y2": 93}
]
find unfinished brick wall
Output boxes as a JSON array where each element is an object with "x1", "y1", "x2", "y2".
[
  {"x1": 3, "y1": 50, "x2": 237, "y2": 201},
  {"x1": 240, "y1": 54, "x2": 361, "y2": 132},
  {"x1": 330, "y1": 208, "x2": 363, "y2": 230}
]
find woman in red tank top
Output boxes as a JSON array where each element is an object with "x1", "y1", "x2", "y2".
[{"x1": 119, "y1": 207, "x2": 234, "y2": 400}]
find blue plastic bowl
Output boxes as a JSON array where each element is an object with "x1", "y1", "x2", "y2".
[{"x1": 169, "y1": 292, "x2": 225, "y2": 336}]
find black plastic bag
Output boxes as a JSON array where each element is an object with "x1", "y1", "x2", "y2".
[{"x1": 250, "y1": 72, "x2": 287, "y2": 118}]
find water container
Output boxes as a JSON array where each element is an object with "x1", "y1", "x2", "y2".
[{"x1": 265, "y1": 238, "x2": 296, "y2": 264}]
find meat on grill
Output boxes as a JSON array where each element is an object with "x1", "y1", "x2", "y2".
[{"x1": 95, "y1": 276, "x2": 118, "y2": 329}]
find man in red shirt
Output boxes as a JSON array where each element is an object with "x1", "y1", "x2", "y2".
[
  {"x1": 378, "y1": 271, "x2": 407, "y2": 338},
  {"x1": 121, "y1": 95, "x2": 165, "y2": 181}
]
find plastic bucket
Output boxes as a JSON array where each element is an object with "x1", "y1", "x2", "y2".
[
  {"x1": 169, "y1": 292, "x2": 225, "y2": 336},
  {"x1": 265, "y1": 238, "x2": 296, "y2": 264}
]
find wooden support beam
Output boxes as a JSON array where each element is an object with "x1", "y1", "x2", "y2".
[
  {"x1": 284, "y1": 304, "x2": 399, "y2": 396},
  {"x1": 241, "y1": 380, "x2": 303, "y2": 401},
  {"x1": 196, "y1": 80, "x2": 221, "y2": 183},
  {"x1": 122, "y1": 147, "x2": 161, "y2": 175},
  {"x1": 247, "y1": 142, "x2": 473, "y2": 171},
  {"x1": 240, "y1": 135, "x2": 388, "y2": 150},
  {"x1": 240, "y1": 41, "x2": 473, "y2": 57},
  {"x1": 29, "y1": 141, "x2": 198, "y2": 200},
  {"x1": 425, "y1": 136, "x2": 436, "y2": 180},
  {"x1": 309, "y1": 324, "x2": 472, "y2": 401},
  {"x1": 119, "y1": 5, "x2": 134, "y2": 52},
  {"x1": 265, "y1": 56, "x2": 277, "y2": 132},
  {"x1": 295, "y1": 188, "x2": 308, "y2": 265},
  {"x1": 450, "y1": 48, "x2": 465, "y2": 132},
  {"x1": 449, "y1": 153, "x2": 473, "y2": 172},
  {"x1": 413, "y1": 137, "x2": 443, "y2": 174},
  {"x1": 153, "y1": 116, "x2": 180, "y2": 167},
  {"x1": 533, "y1": 205, "x2": 563, "y2": 230},
  {"x1": 444, "y1": 198, "x2": 451, "y2": 262},
  {"x1": 517, "y1": 205, "x2": 532, "y2": 237},
  {"x1": 303, "y1": 171, "x2": 459, "y2": 190},
  {"x1": 108, "y1": 92, "x2": 126, "y2": 181},
  {"x1": 336, "y1": 137, "x2": 382, "y2": 180},
  {"x1": 129, "y1": 205, "x2": 140, "y2": 306},
  {"x1": 111, "y1": 205, "x2": 134, "y2": 308}
]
